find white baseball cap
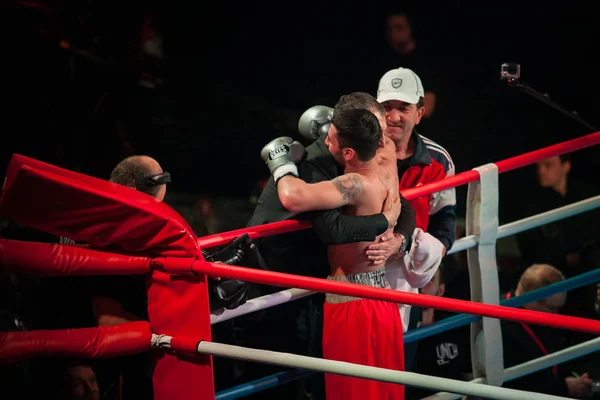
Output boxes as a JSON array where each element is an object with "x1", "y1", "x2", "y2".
[{"x1": 376, "y1": 67, "x2": 425, "y2": 105}]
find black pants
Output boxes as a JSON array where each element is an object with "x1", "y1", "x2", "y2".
[{"x1": 307, "y1": 294, "x2": 325, "y2": 400}]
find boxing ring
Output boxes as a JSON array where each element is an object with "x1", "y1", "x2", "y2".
[{"x1": 1, "y1": 131, "x2": 600, "y2": 399}]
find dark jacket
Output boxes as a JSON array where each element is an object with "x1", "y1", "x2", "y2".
[
  {"x1": 397, "y1": 132, "x2": 456, "y2": 250},
  {"x1": 516, "y1": 181, "x2": 600, "y2": 276},
  {"x1": 405, "y1": 309, "x2": 471, "y2": 400},
  {"x1": 501, "y1": 291, "x2": 570, "y2": 397}
]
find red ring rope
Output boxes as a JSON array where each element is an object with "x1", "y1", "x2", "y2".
[
  {"x1": 197, "y1": 130, "x2": 600, "y2": 249},
  {"x1": 187, "y1": 260, "x2": 600, "y2": 335}
]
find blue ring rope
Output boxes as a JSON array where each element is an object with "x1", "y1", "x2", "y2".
[
  {"x1": 216, "y1": 369, "x2": 313, "y2": 400},
  {"x1": 406, "y1": 267, "x2": 600, "y2": 343}
]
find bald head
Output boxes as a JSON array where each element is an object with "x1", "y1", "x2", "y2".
[
  {"x1": 109, "y1": 155, "x2": 167, "y2": 201},
  {"x1": 516, "y1": 264, "x2": 566, "y2": 314}
]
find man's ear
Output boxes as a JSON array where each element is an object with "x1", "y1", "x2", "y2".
[
  {"x1": 343, "y1": 148, "x2": 355, "y2": 161},
  {"x1": 415, "y1": 106, "x2": 426, "y2": 125},
  {"x1": 437, "y1": 283, "x2": 446, "y2": 297}
]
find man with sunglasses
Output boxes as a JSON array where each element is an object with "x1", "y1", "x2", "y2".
[
  {"x1": 107, "y1": 155, "x2": 171, "y2": 202},
  {"x1": 90, "y1": 155, "x2": 170, "y2": 399},
  {"x1": 92, "y1": 155, "x2": 170, "y2": 325}
]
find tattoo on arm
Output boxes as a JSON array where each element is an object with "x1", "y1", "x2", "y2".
[{"x1": 333, "y1": 174, "x2": 363, "y2": 201}]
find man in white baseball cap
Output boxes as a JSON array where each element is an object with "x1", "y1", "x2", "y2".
[
  {"x1": 367, "y1": 67, "x2": 457, "y2": 363},
  {"x1": 377, "y1": 67, "x2": 425, "y2": 105},
  {"x1": 370, "y1": 67, "x2": 455, "y2": 252}
]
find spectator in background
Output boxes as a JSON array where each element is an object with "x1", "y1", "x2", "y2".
[
  {"x1": 191, "y1": 197, "x2": 221, "y2": 236},
  {"x1": 497, "y1": 264, "x2": 594, "y2": 398},
  {"x1": 357, "y1": 9, "x2": 462, "y2": 142},
  {"x1": 515, "y1": 154, "x2": 600, "y2": 327},
  {"x1": 55, "y1": 361, "x2": 100, "y2": 400},
  {"x1": 135, "y1": 12, "x2": 165, "y2": 90},
  {"x1": 517, "y1": 155, "x2": 598, "y2": 275},
  {"x1": 382, "y1": 12, "x2": 436, "y2": 118}
]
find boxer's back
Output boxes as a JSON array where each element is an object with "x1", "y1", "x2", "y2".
[{"x1": 327, "y1": 141, "x2": 399, "y2": 276}]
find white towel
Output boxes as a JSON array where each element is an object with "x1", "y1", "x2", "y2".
[{"x1": 385, "y1": 228, "x2": 444, "y2": 331}]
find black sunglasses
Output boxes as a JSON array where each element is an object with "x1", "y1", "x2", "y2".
[{"x1": 134, "y1": 172, "x2": 171, "y2": 190}]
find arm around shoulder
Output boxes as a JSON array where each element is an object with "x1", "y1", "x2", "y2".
[
  {"x1": 277, "y1": 173, "x2": 364, "y2": 213},
  {"x1": 311, "y1": 209, "x2": 389, "y2": 245},
  {"x1": 299, "y1": 162, "x2": 390, "y2": 244}
]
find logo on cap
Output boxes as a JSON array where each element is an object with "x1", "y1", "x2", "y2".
[{"x1": 391, "y1": 78, "x2": 403, "y2": 89}]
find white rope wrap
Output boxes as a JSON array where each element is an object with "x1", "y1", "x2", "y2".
[{"x1": 151, "y1": 333, "x2": 172, "y2": 349}]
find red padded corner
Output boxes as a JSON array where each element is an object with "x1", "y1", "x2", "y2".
[
  {"x1": 148, "y1": 270, "x2": 214, "y2": 399},
  {"x1": 0, "y1": 154, "x2": 201, "y2": 258},
  {"x1": 0, "y1": 238, "x2": 152, "y2": 275},
  {"x1": 0, "y1": 322, "x2": 152, "y2": 363},
  {"x1": 0, "y1": 155, "x2": 214, "y2": 397}
]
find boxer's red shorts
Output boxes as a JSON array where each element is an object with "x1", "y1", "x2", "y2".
[{"x1": 322, "y1": 298, "x2": 405, "y2": 400}]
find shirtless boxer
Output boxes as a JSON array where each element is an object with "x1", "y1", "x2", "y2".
[{"x1": 261, "y1": 108, "x2": 404, "y2": 399}]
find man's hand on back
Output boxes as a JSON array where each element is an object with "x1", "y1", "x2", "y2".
[
  {"x1": 366, "y1": 233, "x2": 406, "y2": 265},
  {"x1": 382, "y1": 189, "x2": 401, "y2": 229}
]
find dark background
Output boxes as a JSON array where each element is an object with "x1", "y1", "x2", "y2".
[
  {"x1": 2, "y1": 3, "x2": 600, "y2": 397},
  {"x1": 4, "y1": 0, "x2": 600, "y2": 221}
]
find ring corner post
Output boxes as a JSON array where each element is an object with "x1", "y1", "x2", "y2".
[
  {"x1": 147, "y1": 264, "x2": 215, "y2": 399},
  {"x1": 466, "y1": 163, "x2": 504, "y2": 387}
]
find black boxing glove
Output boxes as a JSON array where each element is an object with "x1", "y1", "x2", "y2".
[
  {"x1": 203, "y1": 237, "x2": 250, "y2": 310},
  {"x1": 212, "y1": 278, "x2": 248, "y2": 310}
]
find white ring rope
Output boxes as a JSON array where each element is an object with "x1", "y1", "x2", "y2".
[
  {"x1": 211, "y1": 288, "x2": 312, "y2": 325},
  {"x1": 209, "y1": 195, "x2": 600, "y2": 322},
  {"x1": 195, "y1": 341, "x2": 570, "y2": 400},
  {"x1": 448, "y1": 194, "x2": 600, "y2": 254}
]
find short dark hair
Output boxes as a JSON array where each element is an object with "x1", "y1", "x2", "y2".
[
  {"x1": 559, "y1": 153, "x2": 571, "y2": 163},
  {"x1": 332, "y1": 108, "x2": 381, "y2": 162},
  {"x1": 386, "y1": 10, "x2": 417, "y2": 39},
  {"x1": 109, "y1": 157, "x2": 163, "y2": 198},
  {"x1": 334, "y1": 92, "x2": 386, "y2": 119},
  {"x1": 48, "y1": 359, "x2": 96, "y2": 394},
  {"x1": 416, "y1": 96, "x2": 424, "y2": 109}
]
